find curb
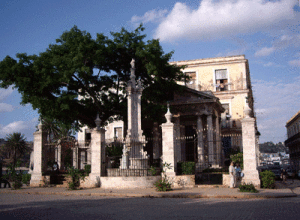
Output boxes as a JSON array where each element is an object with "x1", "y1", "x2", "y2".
[{"x1": 0, "y1": 190, "x2": 297, "y2": 199}]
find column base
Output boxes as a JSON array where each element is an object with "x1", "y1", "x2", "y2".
[
  {"x1": 89, "y1": 173, "x2": 101, "y2": 187},
  {"x1": 30, "y1": 173, "x2": 43, "y2": 187},
  {"x1": 242, "y1": 170, "x2": 261, "y2": 188}
]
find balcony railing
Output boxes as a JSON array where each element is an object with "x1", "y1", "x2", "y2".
[{"x1": 221, "y1": 119, "x2": 241, "y2": 129}]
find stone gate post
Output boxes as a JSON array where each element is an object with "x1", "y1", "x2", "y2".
[
  {"x1": 30, "y1": 121, "x2": 47, "y2": 187},
  {"x1": 89, "y1": 115, "x2": 106, "y2": 187},
  {"x1": 161, "y1": 107, "x2": 176, "y2": 177},
  {"x1": 242, "y1": 105, "x2": 260, "y2": 187}
]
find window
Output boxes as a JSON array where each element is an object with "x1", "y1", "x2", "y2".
[
  {"x1": 114, "y1": 127, "x2": 122, "y2": 138},
  {"x1": 215, "y1": 69, "x2": 228, "y2": 91}
]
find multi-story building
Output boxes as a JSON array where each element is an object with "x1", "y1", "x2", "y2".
[
  {"x1": 170, "y1": 55, "x2": 257, "y2": 153},
  {"x1": 285, "y1": 110, "x2": 300, "y2": 170}
]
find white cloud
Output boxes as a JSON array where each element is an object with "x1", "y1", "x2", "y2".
[
  {"x1": 131, "y1": 9, "x2": 168, "y2": 26},
  {"x1": 255, "y1": 47, "x2": 276, "y2": 57},
  {"x1": 148, "y1": 0, "x2": 298, "y2": 42},
  {"x1": 253, "y1": 76, "x2": 300, "y2": 143},
  {"x1": 263, "y1": 62, "x2": 282, "y2": 67},
  {"x1": 0, "y1": 86, "x2": 14, "y2": 101},
  {"x1": 0, "y1": 103, "x2": 14, "y2": 113},
  {"x1": 289, "y1": 59, "x2": 300, "y2": 67},
  {"x1": 0, "y1": 118, "x2": 38, "y2": 140},
  {"x1": 255, "y1": 34, "x2": 300, "y2": 57}
]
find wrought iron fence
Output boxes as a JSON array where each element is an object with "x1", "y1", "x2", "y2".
[{"x1": 104, "y1": 137, "x2": 161, "y2": 177}]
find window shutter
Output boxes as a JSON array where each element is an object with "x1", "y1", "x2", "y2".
[{"x1": 215, "y1": 69, "x2": 227, "y2": 80}]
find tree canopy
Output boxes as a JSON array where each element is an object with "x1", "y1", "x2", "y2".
[{"x1": 0, "y1": 25, "x2": 186, "y2": 130}]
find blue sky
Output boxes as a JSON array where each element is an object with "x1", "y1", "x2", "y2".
[{"x1": 0, "y1": 0, "x2": 299, "y2": 143}]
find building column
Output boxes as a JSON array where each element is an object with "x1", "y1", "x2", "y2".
[
  {"x1": 196, "y1": 116, "x2": 204, "y2": 170},
  {"x1": 89, "y1": 127, "x2": 105, "y2": 187},
  {"x1": 161, "y1": 108, "x2": 176, "y2": 177},
  {"x1": 72, "y1": 146, "x2": 78, "y2": 169},
  {"x1": 30, "y1": 122, "x2": 47, "y2": 187},
  {"x1": 207, "y1": 114, "x2": 215, "y2": 166},
  {"x1": 215, "y1": 114, "x2": 221, "y2": 166},
  {"x1": 242, "y1": 105, "x2": 260, "y2": 187}
]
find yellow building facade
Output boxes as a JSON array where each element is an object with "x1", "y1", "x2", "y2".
[{"x1": 170, "y1": 55, "x2": 256, "y2": 152}]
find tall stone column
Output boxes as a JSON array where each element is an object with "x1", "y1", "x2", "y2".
[
  {"x1": 30, "y1": 122, "x2": 47, "y2": 187},
  {"x1": 161, "y1": 107, "x2": 176, "y2": 177},
  {"x1": 196, "y1": 116, "x2": 204, "y2": 170},
  {"x1": 89, "y1": 116, "x2": 105, "y2": 187},
  {"x1": 242, "y1": 105, "x2": 260, "y2": 187},
  {"x1": 207, "y1": 114, "x2": 215, "y2": 166}
]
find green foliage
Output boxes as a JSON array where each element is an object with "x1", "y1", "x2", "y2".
[
  {"x1": 84, "y1": 164, "x2": 91, "y2": 174},
  {"x1": 230, "y1": 152, "x2": 243, "y2": 169},
  {"x1": 177, "y1": 162, "x2": 195, "y2": 175},
  {"x1": 154, "y1": 162, "x2": 172, "y2": 191},
  {"x1": 149, "y1": 166, "x2": 161, "y2": 176},
  {"x1": 155, "y1": 179, "x2": 172, "y2": 191},
  {"x1": 0, "y1": 25, "x2": 187, "y2": 130},
  {"x1": 106, "y1": 143, "x2": 123, "y2": 157},
  {"x1": 2, "y1": 133, "x2": 29, "y2": 167},
  {"x1": 4, "y1": 163, "x2": 23, "y2": 190},
  {"x1": 22, "y1": 174, "x2": 31, "y2": 185},
  {"x1": 67, "y1": 166, "x2": 90, "y2": 190},
  {"x1": 260, "y1": 170, "x2": 276, "y2": 189},
  {"x1": 238, "y1": 183, "x2": 258, "y2": 193}
]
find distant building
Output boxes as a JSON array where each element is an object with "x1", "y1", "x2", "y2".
[{"x1": 285, "y1": 110, "x2": 300, "y2": 170}]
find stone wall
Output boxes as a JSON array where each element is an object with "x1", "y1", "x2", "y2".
[{"x1": 80, "y1": 176, "x2": 161, "y2": 189}]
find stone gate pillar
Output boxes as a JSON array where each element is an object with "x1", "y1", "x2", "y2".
[
  {"x1": 161, "y1": 107, "x2": 176, "y2": 177},
  {"x1": 30, "y1": 121, "x2": 47, "y2": 187},
  {"x1": 89, "y1": 115, "x2": 106, "y2": 187},
  {"x1": 242, "y1": 105, "x2": 260, "y2": 187}
]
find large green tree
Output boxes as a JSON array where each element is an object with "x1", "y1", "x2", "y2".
[{"x1": 0, "y1": 25, "x2": 186, "y2": 130}]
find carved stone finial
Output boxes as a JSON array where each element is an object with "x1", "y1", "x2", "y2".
[
  {"x1": 130, "y1": 58, "x2": 135, "y2": 69},
  {"x1": 95, "y1": 113, "x2": 102, "y2": 130},
  {"x1": 244, "y1": 105, "x2": 251, "y2": 118},
  {"x1": 38, "y1": 118, "x2": 43, "y2": 131},
  {"x1": 165, "y1": 102, "x2": 172, "y2": 123}
]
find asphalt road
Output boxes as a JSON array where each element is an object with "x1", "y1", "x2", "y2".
[{"x1": 1, "y1": 194, "x2": 300, "y2": 220}]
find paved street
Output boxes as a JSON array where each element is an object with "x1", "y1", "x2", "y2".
[{"x1": 1, "y1": 193, "x2": 300, "y2": 220}]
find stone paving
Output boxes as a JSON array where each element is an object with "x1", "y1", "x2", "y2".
[{"x1": 1, "y1": 179, "x2": 300, "y2": 199}]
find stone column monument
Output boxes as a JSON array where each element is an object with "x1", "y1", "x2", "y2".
[
  {"x1": 30, "y1": 121, "x2": 47, "y2": 187},
  {"x1": 242, "y1": 105, "x2": 260, "y2": 187},
  {"x1": 121, "y1": 59, "x2": 148, "y2": 169}
]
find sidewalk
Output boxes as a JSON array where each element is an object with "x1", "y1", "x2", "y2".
[{"x1": 1, "y1": 182, "x2": 299, "y2": 199}]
